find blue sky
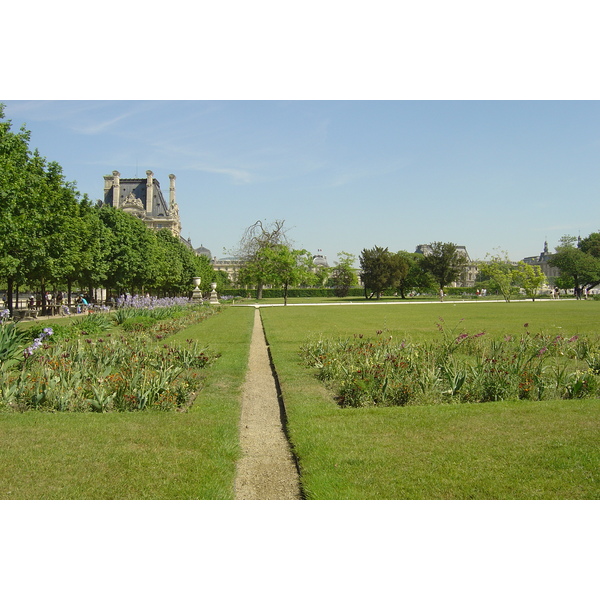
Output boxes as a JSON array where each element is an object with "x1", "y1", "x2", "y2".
[{"x1": 2, "y1": 100, "x2": 599, "y2": 264}]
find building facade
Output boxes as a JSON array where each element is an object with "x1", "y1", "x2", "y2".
[
  {"x1": 103, "y1": 170, "x2": 182, "y2": 238},
  {"x1": 522, "y1": 241, "x2": 560, "y2": 281}
]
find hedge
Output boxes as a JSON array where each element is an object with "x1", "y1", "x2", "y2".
[{"x1": 221, "y1": 288, "x2": 366, "y2": 298}]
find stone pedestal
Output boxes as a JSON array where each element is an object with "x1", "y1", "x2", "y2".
[
  {"x1": 192, "y1": 277, "x2": 203, "y2": 302},
  {"x1": 209, "y1": 282, "x2": 219, "y2": 305}
]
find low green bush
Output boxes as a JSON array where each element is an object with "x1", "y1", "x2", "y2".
[
  {"x1": 121, "y1": 315, "x2": 157, "y2": 331},
  {"x1": 70, "y1": 313, "x2": 113, "y2": 335},
  {"x1": 221, "y1": 288, "x2": 366, "y2": 298}
]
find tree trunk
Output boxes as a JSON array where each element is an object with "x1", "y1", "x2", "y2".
[{"x1": 40, "y1": 278, "x2": 47, "y2": 315}]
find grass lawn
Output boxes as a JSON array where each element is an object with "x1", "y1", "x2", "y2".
[
  {"x1": 260, "y1": 300, "x2": 600, "y2": 499},
  {"x1": 0, "y1": 307, "x2": 254, "y2": 499}
]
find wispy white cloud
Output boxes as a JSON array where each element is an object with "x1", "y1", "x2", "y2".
[
  {"x1": 187, "y1": 163, "x2": 254, "y2": 184},
  {"x1": 4, "y1": 100, "x2": 157, "y2": 137},
  {"x1": 326, "y1": 157, "x2": 412, "y2": 188}
]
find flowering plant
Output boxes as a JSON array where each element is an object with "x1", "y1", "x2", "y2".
[
  {"x1": 23, "y1": 328, "x2": 53, "y2": 358},
  {"x1": 301, "y1": 320, "x2": 600, "y2": 407},
  {"x1": 0, "y1": 303, "x2": 220, "y2": 412}
]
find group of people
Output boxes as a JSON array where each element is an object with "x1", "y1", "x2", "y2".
[
  {"x1": 21, "y1": 291, "x2": 90, "y2": 314},
  {"x1": 552, "y1": 286, "x2": 590, "y2": 299}
]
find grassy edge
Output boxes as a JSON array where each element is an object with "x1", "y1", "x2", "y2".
[
  {"x1": 0, "y1": 306, "x2": 255, "y2": 500},
  {"x1": 261, "y1": 305, "x2": 600, "y2": 500}
]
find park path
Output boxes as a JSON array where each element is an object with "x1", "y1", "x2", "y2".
[{"x1": 234, "y1": 309, "x2": 302, "y2": 500}]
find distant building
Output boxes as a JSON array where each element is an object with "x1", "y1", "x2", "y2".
[
  {"x1": 415, "y1": 244, "x2": 478, "y2": 287},
  {"x1": 522, "y1": 241, "x2": 560, "y2": 280},
  {"x1": 195, "y1": 245, "x2": 212, "y2": 260},
  {"x1": 312, "y1": 250, "x2": 329, "y2": 268},
  {"x1": 212, "y1": 257, "x2": 245, "y2": 285},
  {"x1": 103, "y1": 170, "x2": 183, "y2": 239}
]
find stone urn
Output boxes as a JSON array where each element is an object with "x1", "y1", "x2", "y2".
[
  {"x1": 192, "y1": 277, "x2": 202, "y2": 302},
  {"x1": 209, "y1": 282, "x2": 219, "y2": 304}
]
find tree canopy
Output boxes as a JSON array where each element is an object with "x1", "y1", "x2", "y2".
[
  {"x1": 479, "y1": 251, "x2": 516, "y2": 302},
  {"x1": 329, "y1": 252, "x2": 358, "y2": 298},
  {"x1": 419, "y1": 242, "x2": 469, "y2": 292},
  {"x1": 549, "y1": 235, "x2": 600, "y2": 290},
  {"x1": 360, "y1": 246, "x2": 409, "y2": 299},
  {"x1": 0, "y1": 105, "x2": 222, "y2": 310}
]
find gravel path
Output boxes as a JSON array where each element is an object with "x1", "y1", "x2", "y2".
[{"x1": 234, "y1": 309, "x2": 302, "y2": 500}]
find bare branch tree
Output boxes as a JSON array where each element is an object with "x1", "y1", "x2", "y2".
[{"x1": 233, "y1": 219, "x2": 293, "y2": 299}]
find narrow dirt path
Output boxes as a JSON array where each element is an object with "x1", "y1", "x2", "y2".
[{"x1": 234, "y1": 309, "x2": 302, "y2": 500}]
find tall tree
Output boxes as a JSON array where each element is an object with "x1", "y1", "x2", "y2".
[
  {"x1": 395, "y1": 251, "x2": 435, "y2": 299},
  {"x1": 479, "y1": 251, "x2": 516, "y2": 302},
  {"x1": 419, "y1": 242, "x2": 469, "y2": 294},
  {"x1": 0, "y1": 107, "x2": 86, "y2": 312},
  {"x1": 549, "y1": 235, "x2": 600, "y2": 291},
  {"x1": 0, "y1": 106, "x2": 36, "y2": 311},
  {"x1": 360, "y1": 246, "x2": 408, "y2": 299},
  {"x1": 235, "y1": 219, "x2": 291, "y2": 299},
  {"x1": 98, "y1": 205, "x2": 157, "y2": 295},
  {"x1": 153, "y1": 228, "x2": 186, "y2": 295},
  {"x1": 258, "y1": 245, "x2": 313, "y2": 305},
  {"x1": 329, "y1": 252, "x2": 358, "y2": 298},
  {"x1": 515, "y1": 262, "x2": 547, "y2": 301}
]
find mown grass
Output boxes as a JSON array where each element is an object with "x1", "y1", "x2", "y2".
[
  {"x1": 260, "y1": 300, "x2": 600, "y2": 499},
  {"x1": 0, "y1": 307, "x2": 254, "y2": 499}
]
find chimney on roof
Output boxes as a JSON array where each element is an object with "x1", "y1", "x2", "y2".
[
  {"x1": 146, "y1": 170, "x2": 154, "y2": 215},
  {"x1": 169, "y1": 174, "x2": 176, "y2": 211}
]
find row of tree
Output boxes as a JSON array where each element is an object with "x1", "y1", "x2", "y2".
[
  {"x1": 358, "y1": 235, "x2": 600, "y2": 303},
  {"x1": 230, "y1": 224, "x2": 472, "y2": 301},
  {"x1": 0, "y1": 107, "x2": 223, "y2": 313},
  {"x1": 232, "y1": 222, "x2": 590, "y2": 302},
  {"x1": 5, "y1": 106, "x2": 599, "y2": 309},
  {"x1": 359, "y1": 243, "x2": 468, "y2": 299}
]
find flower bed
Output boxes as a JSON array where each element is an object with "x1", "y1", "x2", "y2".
[
  {"x1": 300, "y1": 318, "x2": 600, "y2": 407},
  {"x1": 0, "y1": 303, "x2": 221, "y2": 412}
]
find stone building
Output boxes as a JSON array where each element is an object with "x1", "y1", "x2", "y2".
[
  {"x1": 212, "y1": 257, "x2": 245, "y2": 284},
  {"x1": 522, "y1": 241, "x2": 560, "y2": 281},
  {"x1": 103, "y1": 170, "x2": 182, "y2": 238}
]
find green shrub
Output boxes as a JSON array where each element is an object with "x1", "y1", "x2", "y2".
[
  {"x1": 70, "y1": 313, "x2": 113, "y2": 335},
  {"x1": 0, "y1": 322, "x2": 28, "y2": 363},
  {"x1": 221, "y1": 288, "x2": 366, "y2": 298},
  {"x1": 27, "y1": 323, "x2": 72, "y2": 342},
  {"x1": 121, "y1": 316, "x2": 156, "y2": 331}
]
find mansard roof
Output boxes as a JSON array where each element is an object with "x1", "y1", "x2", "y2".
[{"x1": 105, "y1": 176, "x2": 170, "y2": 218}]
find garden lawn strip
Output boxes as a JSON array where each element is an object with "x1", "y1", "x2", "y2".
[
  {"x1": 260, "y1": 303, "x2": 600, "y2": 499},
  {"x1": 0, "y1": 306, "x2": 255, "y2": 499}
]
